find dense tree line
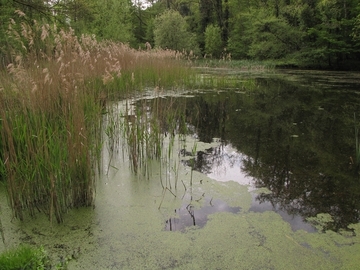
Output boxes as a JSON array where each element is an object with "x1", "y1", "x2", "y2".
[{"x1": 1, "y1": 0, "x2": 360, "y2": 69}]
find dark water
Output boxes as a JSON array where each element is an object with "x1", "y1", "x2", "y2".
[{"x1": 137, "y1": 70, "x2": 360, "y2": 232}]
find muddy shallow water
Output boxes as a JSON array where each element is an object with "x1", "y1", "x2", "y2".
[{"x1": 1, "y1": 69, "x2": 360, "y2": 269}]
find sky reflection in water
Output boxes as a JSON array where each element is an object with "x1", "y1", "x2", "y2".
[{"x1": 181, "y1": 144, "x2": 316, "y2": 232}]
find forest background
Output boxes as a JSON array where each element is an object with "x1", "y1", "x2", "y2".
[{"x1": 1, "y1": 0, "x2": 360, "y2": 70}]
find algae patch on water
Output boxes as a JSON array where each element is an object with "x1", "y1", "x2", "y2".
[
  {"x1": 68, "y1": 133, "x2": 360, "y2": 269},
  {"x1": 67, "y1": 115, "x2": 360, "y2": 269},
  {"x1": 2, "y1": 89, "x2": 360, "y2": 269}
]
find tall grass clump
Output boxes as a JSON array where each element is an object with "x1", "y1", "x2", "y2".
[
  {"x1": 0, "y1": 17, "x2": 102, "y2": 223},
  {"x1": 0, "y1": 11, "x2": 193, "y2": 223}
]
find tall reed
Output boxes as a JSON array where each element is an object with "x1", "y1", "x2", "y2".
[
  {"x1": 119, "y1": 92, "x2": 190, "y2": 189},
  {"x1": 121, "y1": 96, "x2": 166, "y2": 176},
  {"x1": 0, "y1": 12, "x2": 193, "y2": 222}
]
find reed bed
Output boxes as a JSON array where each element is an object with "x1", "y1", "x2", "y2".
[
  {"x1": 117, "y1": 92, "x2": 191, "y2": 195},
  {"x1": 0, "y1": 12, "x2": 192, "y2": 222},
  {"x1": 120, "y1": 96, "x2": 173, "y2": 176}
]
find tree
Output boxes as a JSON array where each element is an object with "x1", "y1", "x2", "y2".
[
  {"x1": 153, "y1": 9, "x2": 198, "y2": 53},
  {"x1": 58, "y1": 0, "x2": 96, "y2": 35},
  {"x1": 204, "y1": 24, "x2": 223, "y2": 57},
  {"x1": 226, "y1": 0, "x2": 252, "y2": 59},
  {"x1": 197, "y1": 0, "x2": 229, "y2": 53},
  {"x1": 296, "y1": 0, "x2": 359, "y2": 68},
  {"x1": 1, "y1": 0, "x2": 360, "y2": 67},
  {"x1": 92, "y1": 0, "x2": 135, "y2": 44},
  {"x1": 249, "y1": 13, "x2": 303, "y2": 60},
  {"x1": 352, "y1": 10, "x2": 360, "y2": 44},
  {"x1": 0, "y1": 0, "x2": 59, "y2": 68},
  {"x1": 223, "y1": 0, "x2": 360, "y2": 68},
  {"x1": 131, "y1": 0, "x2": 148, "y2": 47},
  {"x1": 0, "y1": 0, "x2": 15, "y2": 67}
]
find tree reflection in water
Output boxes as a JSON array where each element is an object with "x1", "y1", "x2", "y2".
[{"x1": 137, "y1": 71, "x2": 360, "y2": 231}]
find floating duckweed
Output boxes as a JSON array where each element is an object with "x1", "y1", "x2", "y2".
[{"x1": 307, "y1": 213, "x2": 334, "y2": 231}]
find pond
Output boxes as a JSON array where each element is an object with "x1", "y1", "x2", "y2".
[
  {"x1": 147, "y1": 68, "x2": 360, "y2": 232},
  {"x1": 1, "y1": 69, "x2": 360, "y2": 269}
]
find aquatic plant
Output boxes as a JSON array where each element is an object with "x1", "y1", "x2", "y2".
[
  {"x1": 0, "y1": 13, "x2": 193, "y2": 222},
  {"x1": 120, "y1": 95, "x2": 175, "y2": 176},
  {"x1": 117, "y1": 92, "x2": 194, "y2": 193}
]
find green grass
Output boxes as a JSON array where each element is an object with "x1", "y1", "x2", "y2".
[{"x1": 0, "y1": 245, "x2": 51, "y2": 270}]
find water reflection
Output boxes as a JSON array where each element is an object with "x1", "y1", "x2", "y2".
[
  {"x1": 182, "y1": 144, "x2": 252, "y2": 186},
  {"x1": 182, "y1": 145, "x2": 316, "y2": 232},
  {"x1": 165, "y1": 199, "x2": 240, "y2": 232},
  {"x1": 139, "y1": 71, "x2": 360, "y2": 231}
]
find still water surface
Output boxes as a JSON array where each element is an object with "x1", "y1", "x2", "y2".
[
  {"x1": 144, "y1": 68, "x2": 360, "y2": 232},
  {"x1": 0, "y1": 69, "x2": 360, "y2": 269}
]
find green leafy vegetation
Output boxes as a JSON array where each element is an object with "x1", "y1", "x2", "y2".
[
  {"x1": 153, "y1": 9, "x2": 199, "y2": 53},
  {"x1": 204, "y1": 24, "x2": 223, "y2": 58},
  {"x1": 0, "y1": 245, "x2": 50, "y2": 270},
  {"x1": 1, "y1": 0, "x2": 359, "y2": 70}
]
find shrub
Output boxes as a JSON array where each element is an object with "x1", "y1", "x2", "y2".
[
  {"x1": 153, "y1": 10, "x2": 199, "y2": 54},
  {"x1": 204, "y1": 24, "x2": 223, "y2": 58}
]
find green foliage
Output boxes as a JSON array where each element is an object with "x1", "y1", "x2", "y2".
[
  {"x1": 248, "y1": 16, "x2": 303, "y2": 60},
  {"x1": 64, "y1": 0, "x2": 96, "y2": 36},
  {"x1": 225, "y1": 0, "x2": 360, "y2": 68},
  {"x1": 0, "y1": 1, "x2": 16, "y2": 67},
  {"x1": 0, "y1": 245, "x2": 50, "y2": 270},
  {"x1": 1, "y1": 0, "x2": 359, "y2": 68},
  {"x1": 227, "y1": 10, "x2": 252, "y2": 59},
  {"x1": 196, "y1": 0, "x2": 229, "y2": 52},
  {"x1": 204, "y1": 24, "x2": 223, "y2": 57},
  {"x1": 92, "y1": 0, "x2": 135, "y2": 43},
  {"x1": 153, "y1": 9, "x2": 199, "y2": 53},
  {"x1": 145, "y1": 19, "x2": 155, "y2": 46}
]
